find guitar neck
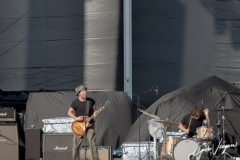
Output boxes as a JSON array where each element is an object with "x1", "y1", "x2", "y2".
[
  {"x1": 87, "y1": 106, "x2": 106, "y2": 122},
  {"x1": 96, "y1": 106, "x2": 105, "y2": 114}
]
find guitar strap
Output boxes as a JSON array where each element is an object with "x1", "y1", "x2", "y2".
[
  {"x1": 85, "y1": 99, "x2": 90, "y2": 116},
  {"x1": 188, "y1": 116, "x2": 192, "y2": 130}
]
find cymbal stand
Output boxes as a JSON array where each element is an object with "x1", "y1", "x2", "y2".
[
  {"x1": 212, "y1": 111, "x2": 222, "y2": 158},
  {"x1": 217, "y1": 111, "x2": 221, "y2": 141},
  {"x1": 221, "y1": 105, "x2": 226, "y2": 160}
]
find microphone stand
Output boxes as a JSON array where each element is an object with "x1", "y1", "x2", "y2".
[{"x1": 132, "y1": 85, "x2": 158, "y2": 160}]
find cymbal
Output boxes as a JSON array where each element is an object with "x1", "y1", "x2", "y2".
[
  {"x1": 213, "y1": 108, "x2": 233, "y2": 112},
  {"x1": 138, "y1": 109, "x2": 160, "y2": 119},
  {"x1": 156, "y1": 120, "x2": 179, "y2": 125}
]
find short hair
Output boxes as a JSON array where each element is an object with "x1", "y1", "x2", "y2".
[{"x1": 190, "y1": 106, "x2": 203, "y2": 116}]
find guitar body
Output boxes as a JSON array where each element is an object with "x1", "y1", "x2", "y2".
[
  {"x1": 71, "y1": 117, "x2": 92, "y2": 137},
  {"x1": 71, "y1": 100, "x2": 110, "y2": 136}
]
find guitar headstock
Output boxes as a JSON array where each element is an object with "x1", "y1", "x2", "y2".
[{"x1": 104, "y1": 100, "x2": 111, "y2": 107}]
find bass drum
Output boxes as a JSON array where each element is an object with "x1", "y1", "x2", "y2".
[{"x1": 173, "y1": 139, "x2": 200, "y2": 160}]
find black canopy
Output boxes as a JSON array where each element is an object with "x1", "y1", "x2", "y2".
[
  {"x1": 124, "y1": 76, "x2": 240, "y2": 156},
  {"x1": 25, "y1": 91, "x2": 132, "y2": 149}
]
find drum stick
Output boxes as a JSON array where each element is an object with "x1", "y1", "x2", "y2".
[{"x1": 188, "y1": 117, "x2": 192, "y2": 130}]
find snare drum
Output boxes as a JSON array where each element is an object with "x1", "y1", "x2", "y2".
[
  {"x1": 161, "y1": 137, "x2": 180, "y2": 159},
  {"x1": 196, "y1": 126, "x2": 214, "y2": 141}
]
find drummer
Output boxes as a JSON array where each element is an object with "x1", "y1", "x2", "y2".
[{"x1": 178, "y1": 106, "x2": 210, "y2": 138}]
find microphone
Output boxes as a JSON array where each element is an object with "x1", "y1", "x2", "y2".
[{"x1": 155, "y1": 86, "x2": 158, "y2": 95}]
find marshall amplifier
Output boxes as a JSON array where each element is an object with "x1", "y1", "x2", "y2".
[
  {"x1": 0, "y1": 108, "x2": 16, "y2": 122},
  {"x1": 43, "y1": 133, "x2": 73, "y2": 160},
  {"x1": 43, "y1": 133, "x2": 112, "y2": 160},
  {"x1": 0, "y1": 123, "x2": 19, "y2": 160}
]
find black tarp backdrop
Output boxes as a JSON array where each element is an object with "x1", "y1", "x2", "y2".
[
  {"x1": 0, "y1": 0, "x2": 123, "y2": 91},
  {"x1": 124, "y1": 76, "x2": 240, "y2": 156},
  {"x1": 25, "y1": 91, "x2": 132, "y2": 149},
  {"x1": 131, "y1": 0, "x2": 240, "y2": 118},
  {"x1": 1, "y1": 0, "x2": 240, "y2": 119}
]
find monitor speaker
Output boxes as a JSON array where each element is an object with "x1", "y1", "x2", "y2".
[
  {"x1": 25, "y1": 128, "x2": 42, "y2": 160},
  {"x1": 0, "y1": 123, "x2": 19, "y2": 160},
  {"x1": 80, "y1": 146, "x2": 112, "y2": 160},
  {"x1": 98, "y1": 146, "x2": 112, "y2": 160}
]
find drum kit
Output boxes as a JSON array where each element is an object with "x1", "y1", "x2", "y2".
[{"x1": 139, "y1": 107, "x2": 234, "y2": 160}]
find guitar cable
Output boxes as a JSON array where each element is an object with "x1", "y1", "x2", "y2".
[
  {"x1": 84, "y1": 118, "x2": 88, "y2": 160},
  {"x1": 84, "y1": 100, "x2": 90, "y2": 160}
]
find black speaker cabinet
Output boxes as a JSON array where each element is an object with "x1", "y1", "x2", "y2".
[
  {"x1": 43, "y1": 133, "x2": 112, "y2": 160},
  {"x1": 25, "y1": 128, "x2": 42, "y2": 160},
  {"x1": 80, "y1": 146, "x2": 112, "y2": 160},
  {"x1": 0, "y1": 123, "x2": 19, "y2": 160},
  {"x1": 43, "y1": 133, "x2": 73, "y2": 160}
]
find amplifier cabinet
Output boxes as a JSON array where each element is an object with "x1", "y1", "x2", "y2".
[
  {"x1": 0, "y1": 108, "x2": 16, "y2": 122},
  {"x1": 43, "y1": 133, "x2": 73, "y2": 160},
  {"x1": 43, "y1": 133, "x2": 112, "y2": 160},
  {"x1": 0, "y1": 123, "x2": 19, "y2": 160}
]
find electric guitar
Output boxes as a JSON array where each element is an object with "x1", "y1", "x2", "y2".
[{"x1": 71, "y1": 100, "x2": 111, "y2": 136}]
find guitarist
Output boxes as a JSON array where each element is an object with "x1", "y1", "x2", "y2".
[{"x1": 67, "y1": 85, "x2": 99, "y2": 160}]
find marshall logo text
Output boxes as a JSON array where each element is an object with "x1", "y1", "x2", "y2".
[
  {"x1": 54, "y1": 146, "x2": 68, "y2": 150},
  {"x1": 0, "y1": 113, "x2": 7, "y2": 116}
]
